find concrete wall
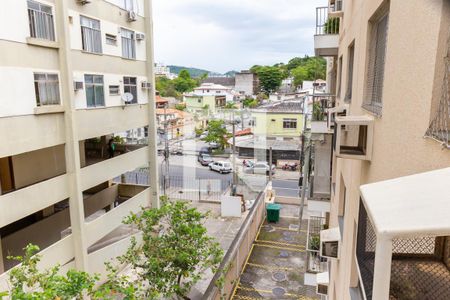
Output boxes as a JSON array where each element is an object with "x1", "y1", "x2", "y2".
[
  {"x1": 12, "y1": 144, "x2": 66, "y2": 189},
  {"x1": 327, "y1": 1, "x2": 450, "y2": 299}
]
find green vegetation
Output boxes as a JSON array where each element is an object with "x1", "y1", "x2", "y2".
[
  {"x1": 309, "y1": 235, "x2": 320, "y2": 251},
  {"x1": 224, "y1": 102, "x2": 237, "y2": 109},
  {"x1": 175, "y1": 103, "x2": 186, "y2": 111},
  {"x1": 250, "y1": 56, "x2": 326, "y2": 94},
  {"x1": 205, "y1": 120, "x2": 229, "y2": 149},
  {"x1": 156, "y1": 69, "x2": 203, "y2": 99},
  {"x1": 168, "y1": 65, "x2": 211, "y2": 78},
  {"x1": 1, "y1": 198, "x2": 223, "y2": 300},
  {"x1": 243, "y1": 97, "x2": 259, "y2": 108},
  {"x1": 313, "y1": 102, "x2": 325, "y2": 121},
  {"x1": 324, "y1": 17, "x2": 340, "y2": 34}
]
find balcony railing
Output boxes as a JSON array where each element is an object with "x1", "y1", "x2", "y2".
[
  {"x1": 307, "y1": 216, "x2": 328, "y2": 273},
  {"x1": 357, "y1": 202, "x2": 450, "y2": 300},
  {"x1": 316, "y1": 7, "x2": 340, "y2": 35},
  {"x1": 329, "y1": 0, "x2": 343, "y2": 13}
]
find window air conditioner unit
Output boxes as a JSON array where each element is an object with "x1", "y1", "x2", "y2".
[
  {"x1": 327, "y1": 105, "x2": 347, "y2": 132},
  {"x1": 136, "y1": 33, "x2": 145, "y2": 41},
  {"x1": 74, "y1": 81, "x2": 84, "y2": 91},
  {"x1": 320, "y1": 227, "x2": 341, "y2": 259},
  {"x1": 127, "y1": 11, "x2": 137, "y2": 22},
  {"x1": 76, "y1": 0, "x2": 91, "y2": 4},
  {"x1": 316, "y1": 272, "x2": 329, "y2": 296},
  {"x1": 141, "y1": 82, "x2": 152, "y2": 89}
]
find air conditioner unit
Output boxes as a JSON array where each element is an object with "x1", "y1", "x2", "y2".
[
  {"x1": 320, "y1": 227, "x2": 341, "y2": 259},
  {"x1": 74, "y1": 81, "x2": 84, "y2": 91},
  {"x1": 127, "y1": 10, "x2": 137, "y2": 22},
  {"x1": 316, "y1": 272, "x2": 329, "y2": 296},
  {"x1": 141, "y1": 82, "x2": 152, "y2": 89},
  {"x1": 135, "y1": 33, "x2": 145, "y2": 41},
  {"x1": 76, "y1": 0, "x2": 91, "y2": 4},
  {"x1": 335, "y1": 115, "x2": 374, "y2": 161}
]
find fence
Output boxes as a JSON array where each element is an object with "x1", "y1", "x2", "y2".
[
  {"x1": 115, "y1": 171, "x2": 232, "y2": 202},
  {"x1": 316, "y1": 7, "x2": 340, "y2": 35},
  {"x1": 203, "y1": 184, "x2": 269, "y2": 300},
  {"x1": 306, "y1": 216, "x2": 327, "y2": 273}
]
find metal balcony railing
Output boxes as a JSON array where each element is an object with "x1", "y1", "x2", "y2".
[
  {"x1": 312, "y1": 94, "x2": 335, "y2": 121},
  {"x1": 306, "y1": 216, "x2": 327, "y2": 273},
  {"x1": 316, "y1": 7, "x2": 340, "y2": 35}
]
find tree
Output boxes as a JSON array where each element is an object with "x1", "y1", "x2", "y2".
[
  {"x1": 253, "y1": 66, "x2": 283, "y2": 94},
  {"x1": 291, "y1": 66, "x2": 309, "y2": 87},
  {"x1": 112, "y1": 198, "x2": 223, "y2": 299},
  {"x1": 205, "y1": 120, "x2": 229, "y2": 149},
  {"x1": 2, "y1": 244, "x2": 103, "y2": 300},
  {"x1": 156, "y1": 76, "x2": 181, "y2": 99},
  {"x1": 173, "y1": 70, "x2": 198, "y2": 93},
  {"x1": 223, "y1": 102, "x2": 237, "y2": 109}
]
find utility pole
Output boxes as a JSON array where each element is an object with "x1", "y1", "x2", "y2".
[
  {"x1": 163, "y1": 104, "x2": 170, "y2": 196},
  {"x1": 231, "y1": 109, "x2": 237, "y2": 196},
  {"x1": 269, "y1": 147, "x2": 273, "y2": 182}
]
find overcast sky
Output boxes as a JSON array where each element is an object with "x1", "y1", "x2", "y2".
[{"x1": 152, "y1": 0, "x2": 327, "y2": 73}]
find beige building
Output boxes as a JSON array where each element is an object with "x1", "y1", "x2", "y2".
[
  {"x1": 312, "y1": 0, "x2": 450, "y2": 299},
  {"x1": 0, "y1": 0, "x2": 159, "y2": 289}
]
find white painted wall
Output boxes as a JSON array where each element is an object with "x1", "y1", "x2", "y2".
[
  {"x1": 69, "y1": 10, "x2": 146, "y2": 61},
  {"x1": 73, "y1": 71, "x2": 149, "y2": 109},
  {"x1": 0, "y1": 67, "x2": 62, "y2": 117}
]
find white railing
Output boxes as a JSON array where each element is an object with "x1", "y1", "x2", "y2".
[{"x1": 28, "y1": 8, "x2": 55, "y2": 41}]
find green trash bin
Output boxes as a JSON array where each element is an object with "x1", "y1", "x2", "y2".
[{"x1": 267, "y1": 203, "x2": 281, "y2": 223}]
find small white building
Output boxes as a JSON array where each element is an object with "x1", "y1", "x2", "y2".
[{"x1": 192, "y1": 83, "x2": 237, "y2": 102}]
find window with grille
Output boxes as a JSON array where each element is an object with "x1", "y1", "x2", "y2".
[
  {"x1": 34, "y1": 73, "x2": 60, "y2": 106},
  {"x1": 27, "y1": 0, "x2": 55, "y2": 41},
  {"x1": 121, "y1": 28, "x2": 136, "y2": 59},
  {"x1": 123, "y1": 77, "x2": 137, "y2": 103},
  {"x1": 283, "y1": 118, "x2": 297, "y2": 129},
  {"x1": 345, "y1": 42, "x2": 355, "y2": 102},
  {"x1": 363, "y1": 9, "x2": 389, "y2": 115},
  {"x1": 81, "y1": 16, "x2": 102, "y2": 54},
  {"x1": 85, "y1": 74, "x2": 104, "y2": 107}
]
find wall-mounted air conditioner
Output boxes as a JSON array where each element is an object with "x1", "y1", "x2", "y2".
[
  {"x1": 320, "y1": 227, "x2": 341, "y2": 259},
  {"x1": 335, "y1": 115, "x2": 374, "y2": 161},
  {"x1": 135, "y1": 33, "x2": 145, "y2": 41},
  {"x1": 327, "y1": 105, "x2": 347, "y2": 132},
  {"x1": 127, "y1": 11, "x2": 137, "y2": 22},
  {"x1": 141, "y1": 82, "x2": 152, "y2": 89},
  {"x1": 74, "y1": 81, "x2": 84, "y2": 91},
  {"x1": 316, "y1": 272, "x2": 329, "y2": 296}
]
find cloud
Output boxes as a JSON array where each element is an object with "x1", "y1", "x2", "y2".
[{"x1": 153, "y1": 0, "x2": 327, "y2": 73}]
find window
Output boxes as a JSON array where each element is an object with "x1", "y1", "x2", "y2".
[
  {"x1": 345, "y1": 42, "x2": 355, "y2": 102},
  {"x1": 80, "y1": 16, "x2": 102, "y2": 54},
  {"x1": 197, "y1": 99, "x2": 201, "y2": 103},
  {"x1": 123, "y1": 0, "x2": 135, "y2": 11},
  {"x1": 364, "y1": 8, "x2": 389, "y2": 115},
  {"x1": 109, "y1": 85, "x2": 120, "y2": 95},
  {"x1": 283, "y1": 118, "x2": 297, "y2": 129},
  {"x1": 105, "y1": 34, "x2": 117, "y2": 45},
  {"x1": 34, "y1": 73, "x2": 60, "y2": 106},
  {"x1": 27, "y1": 0, "x2": 55, "y2": 41},
  {"x1": 121, "y1": 28, "x2": 136, "y2": 59},
  {"x1": 123, "y1": 77, "x2": 137, "y2": 103},
  {"x1": 84, "y1": 75, "x2": 104, "y2": 107},
  {"x1": 216, "y1": 91, "x2": 221, "y2": 93}
]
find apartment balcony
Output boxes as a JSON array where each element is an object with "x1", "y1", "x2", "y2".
[
  {"x1": 76, "y1": 104, "x2": 149, "y2": 141},
  {"x1": 357, "y1": 168, "x2": 450, "y2": 300},
  {"x1": 0, "y1": 112, "x2": 65, "y2": 158},
  {"x1": 314, "y1": 7, "x2": 340, "y2": 57},
  {"x1": 306, "y1": 216, "x2": 328, "y2": 274},
  {"x1": 311, "y1": 94, "x2": 335, "y2": 134}
]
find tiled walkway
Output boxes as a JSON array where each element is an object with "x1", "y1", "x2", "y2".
[{"x1": 232, "y1": 205, "x2": 319, "y2": 300}]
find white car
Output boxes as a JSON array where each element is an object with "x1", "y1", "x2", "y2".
[
  {"x1": 209, "y1": 161, "x2": 232, "y2": 174},
  {"x1": 248, "y1": 162, "x2": 276, "y2": 175}
]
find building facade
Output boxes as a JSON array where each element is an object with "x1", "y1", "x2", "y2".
[
  {"x1": 0, "y1": 0, "x2": 159, "y2": 288},
  {"x1": 312, "y1": 0, "x2": 450, "y2": 299},
  {"x1": 235, "y1": 70, "x2": 260, "y2": 96}
]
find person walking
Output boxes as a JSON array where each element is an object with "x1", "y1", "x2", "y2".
[{"x1": 108, "y1": 138, "x2": 115, "y2": 158}]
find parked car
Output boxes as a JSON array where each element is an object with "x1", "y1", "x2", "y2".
[
  {"x1": 199, "y1": 146, "x2": 210, "y2": 155},
  {"x1": 198, "y1": 154, "x2": 214, "y2": 166},
  {"x1": 246, "y1": 161, "x2": 276, "y2": 175},
  {"x1": 209, "y1": 161, "x2": 232, "y2": 174},
  {"x1": 209, "y1": 141, "x2": 220, "y2": 149}
]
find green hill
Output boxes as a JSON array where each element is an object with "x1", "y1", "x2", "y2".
[{"x1": 168, "y1": 65, "x2": 221, "y2": 78}]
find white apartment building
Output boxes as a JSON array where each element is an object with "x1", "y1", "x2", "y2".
[
  {"x1": 192, "y1": 82, "x2": 236, "y2": 102},
  {"x1": 0, "y1": 0, "x2": 159, "y2": 289},
  {"x1": 310, "y1": 0, "x2": 450, "y2": 299}
]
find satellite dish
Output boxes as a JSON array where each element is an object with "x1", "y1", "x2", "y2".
[{"x1": 121, "y1": 92, "x2": 134, "y2": 104}]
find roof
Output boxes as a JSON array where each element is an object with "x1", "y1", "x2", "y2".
[
  {"x1": 155, "y1": 108, "x2": 189, "y2": 118},
  {"x1": 360, "y1": 167, "x2": 450, "y2": 238},
  {"x1": 156, "y1": 95, "x2": 168, "y2": 103},
  {"x1": 194, "y1": 83, "x2": 231, "y2": 91},
  {"x1": 235, "y1": 128, "x2": 252, "y2": 136},
  {"x1": 253, "y1": 100, "x2": 304, "y2": 113},
  {"x1": 230, "y1": 136, "x2": 301, "y2": 151}
]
